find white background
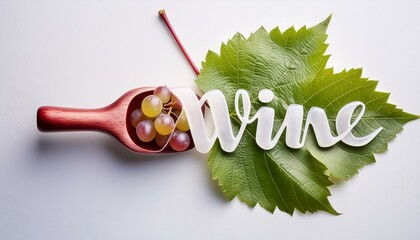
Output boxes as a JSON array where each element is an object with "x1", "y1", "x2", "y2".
[{"x1": 1, "y1": 0, "x2": 419, "y2": 239}]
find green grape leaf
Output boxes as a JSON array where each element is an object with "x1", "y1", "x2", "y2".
[
  {"x1": 195, "y1": 16, "x2": 419, "y2": 215},
  {"x1": 295, "y1": 68, "x2": 418, "y2": 179}
]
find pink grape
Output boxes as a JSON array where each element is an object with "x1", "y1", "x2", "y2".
[
  {"x1": 153, "y1": 86, "x2": 171, "y2": 103},
  {"x1": 155, "y1": 133, "x2": 170, "y2": 148},
  {"x1": 136, "y1": 120, "x2": 156, "y2": 142},
  {"x1": 130, "y1": 108, "x2": 146, "y2": 128},
  {"x1": 170, "y1": 94, "x2": 183, "y2": 110},
  {"x1": 170, "y1": 130, "x2": 190, "y2": 151}
]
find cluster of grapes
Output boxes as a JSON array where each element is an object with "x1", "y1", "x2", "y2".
[{"x1": 129, "y1": 86, "x2": 191, "y2": 151}]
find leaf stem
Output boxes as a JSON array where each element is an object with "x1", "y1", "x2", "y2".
[{"x1": 158, "y1": 9, "x2": 200, "y2": 76}]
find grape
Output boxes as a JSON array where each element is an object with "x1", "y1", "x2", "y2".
[
  {"x1": 141, "y1": 95, "x2": 163, "y2": 117},
  {"x1": 130, "y1": 108, "x2": 147, "y2": 128},
  {"x1": 155, "y1": 133, "x2": 170, "y2": 148},
  {"x1": 176, "y1": 111, "x2": 189, "y2": 131},
  {"x1": 170, "y1": 130, "x2": 190, "y2": 151},
  {"x1": 154, "y1": 113, "x2": 174, "y2": 135},
  {"x1": 153, "y1": 86, "x2": 171, "y2": 103},
  {"x1": 136, "y1": 120, "x2": 156, "y2": 142},
  {"x1": 170, "y1": 94, "x2": 183, "y2": 110}
]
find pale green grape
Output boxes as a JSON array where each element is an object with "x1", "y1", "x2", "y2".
[
  {"x1": 154, "y1": 114, "x2": 174, "y2": 135},
  {"x1": 141, "y1": 95, "x2": 163, "y2": 117},
  {"x1": 176, "y1": 111, "x2": 189, "y2": 131}
]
